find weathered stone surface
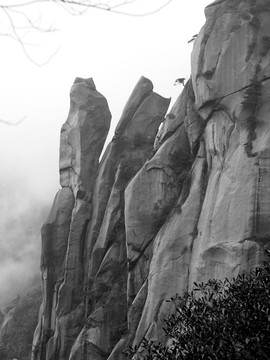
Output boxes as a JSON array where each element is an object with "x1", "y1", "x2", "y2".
[
  {"x1": 37, "y1": 187, "x2": 74, "y2": 344},
  {"x1": 33, "y1": 76, "x2": 170, "y2": 360},
  {"x1": 133, "y1": 141, "x2": 206, "y2": 345},
  {"x1": 0, "y1": 311, "x2": 4, "y2": 328},
  {"x1": 84, "y1": 77, "x2": 170, "y2": 268},
  {"x1": 126, "y1": 0, "x2": 270, "y2": 349},
  {"x1": 83, "y1": 78, "x2": 170, "y2": 292},
  {"x1": 192, "y1": 0, "x2": 270, "y2": 115},
  {"x1": 32, "y1": 79, "x2": 111, "y2": 360},
  {"x1": 114, "y1": 76, "x2": 153, "y2": 136},
  {"x1": 187, "y1": 0, "x2": 270, "y2": 286},
  {"x1": 0, "y1": 308, "x2": 16, "y2": 341},
  {"x1": 125, "y1": 118, "x2": 192, "y2": 304},
  {"x1": 71, "y1": 77, "x2": 170, "y2": 358},
  {"x1": 154, "y1": 80, "x2": 203, "y2": 152},
  {"x1": 33, "y1": 1, "x2": 270, "y2": 359},
  {"x1": 0, "y1": 285, "x2": 41, "y2": 360},
  {"x1": 60, "y1": 77, "x2": 111, "y2": 200}
]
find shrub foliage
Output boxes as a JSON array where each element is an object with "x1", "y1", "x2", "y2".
[{"x1": 125, "y1": 253, "x2": 270, "y2": 360}]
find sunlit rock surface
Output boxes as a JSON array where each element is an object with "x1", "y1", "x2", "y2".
[{"x1": 33, "y1": 0, "x2": 270, "y2": 358}]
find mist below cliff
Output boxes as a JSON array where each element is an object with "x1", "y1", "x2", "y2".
[{"x1": 0, "y1": 177, "x2": 50, "y2": 308}]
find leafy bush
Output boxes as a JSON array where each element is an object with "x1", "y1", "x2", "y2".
[{"x1": 125, "y1": 253, "x2": 270, "y2": 359}]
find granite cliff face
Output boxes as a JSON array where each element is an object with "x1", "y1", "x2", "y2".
[
  {"x1": 0, "y1": 285, "x2": 41, "y2": 360},
  {"x1": 32, "y1": 0, "x2": 270, "y2": 358}
]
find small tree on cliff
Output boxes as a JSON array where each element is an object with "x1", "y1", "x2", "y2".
[{"x1": 125, "y1": 252, "x2": 270, "y2": 360}]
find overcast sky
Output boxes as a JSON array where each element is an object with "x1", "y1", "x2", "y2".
[
  {"x1": 0, "y1": 0, "x2": 213, "y2": 305},
  {"x1": 0, "y1": 0, "x2": 210, "y2": 202}
]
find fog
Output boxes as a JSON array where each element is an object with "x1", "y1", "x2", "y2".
[
  {"x1": 0, "y1": 177, "x2": 50, "y2": 307},
  {"x1": 0, "y1": 0, "x2": 210, "y2": 307}
]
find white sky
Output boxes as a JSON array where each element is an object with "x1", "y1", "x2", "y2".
[{"x1": 0, "y1": 0, "x2": 211, "y2": 204}]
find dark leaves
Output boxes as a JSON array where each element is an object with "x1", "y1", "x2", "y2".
[{"x1": 125, "y1": 254, "x2": 270, "y2": 360}]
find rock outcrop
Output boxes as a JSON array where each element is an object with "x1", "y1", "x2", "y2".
[
  {"x1": 32, "y1": 78, "x2": 112, "y2": 359},
  {"x1": 0, "y1": 285, "x2": 41, "y2": 360},
  {"x1": 32, "y1": 0, "x2": 270, "y2": 359},
  {"x1": 32, "y1": 76, "x2": 170, "y2": 359}
]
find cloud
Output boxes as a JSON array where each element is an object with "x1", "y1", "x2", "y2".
[{"x1": 0, "y1": 177, "x2": 50, "y2": 307}]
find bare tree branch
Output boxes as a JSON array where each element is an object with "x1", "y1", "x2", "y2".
[
  {"x1": 0, "y1": 116, "x2": 26, "y2": 125},
  {"x1": 0, "y1": 0, "x2": 172, "y2": 65},
  {"x1": 0, "y1": 0, "x2": 172, "y2": 122},
  {"x1": 1, "y1": 5, "x2": 61, "y2": 66},
  {"x1": 0, "y1": 0, "x2": 173, "y2": 17},
  {"x1": 53, "y1": 0, "x2": 173, "y2": 17}
]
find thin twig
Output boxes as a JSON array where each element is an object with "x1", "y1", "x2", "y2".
[
  {"x1": 110, "y1": 0, "x2": 172, "y2": 17},
  {"x1": 7, "y1": 7, "x2": 58, "y2": 32},
  {"x1": 0, "y1": 0, "x2": 173, "y2": 17},
  {"x1": 0, "y1": 0, "x2": 173, "y2": 65},
  {"x1": 2, "y1": 7, "x2": 61, "y2": 66},
  {"x1": 54, "y1": 0, "x2": 173, "y2": 16},
  {"x1": 0, "y1": 116, "x2": 26, "y2": 126}
]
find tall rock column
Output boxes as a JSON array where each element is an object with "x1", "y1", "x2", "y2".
[
  {"x1": 69, "y1": 77, "x2": 170, "y2": 360},
  {"x1": 32, "y1": 78, "x2": 111, "y2": 360}
]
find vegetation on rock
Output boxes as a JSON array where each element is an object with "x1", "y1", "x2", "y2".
[
  {"x1": 125, "y1": 252, "x2": 270, "y2": 360},
  {"x1": 241, "y1": 71, "x2": 262, "y2": 157}
]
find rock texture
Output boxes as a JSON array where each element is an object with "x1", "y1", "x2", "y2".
[
  {"x1": 0, "y1": 285, "x2": 41, "y2": 360},
  {"x1": 33, "y1": 0, "x2": 270, "y2": 359},
  {"x1": 32, "y1": 76, "x2": 170, "y2": 359},
  {"x1": 32, "y1": 78, "x2": 112, "y2": 360}
]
